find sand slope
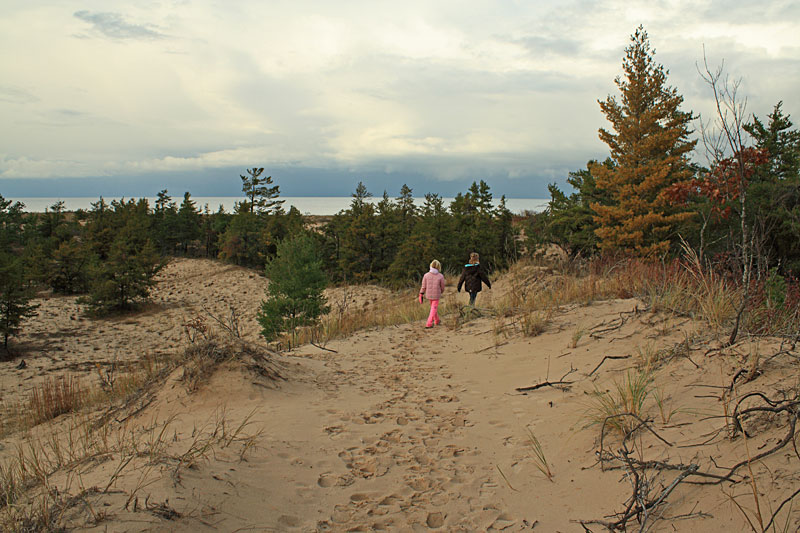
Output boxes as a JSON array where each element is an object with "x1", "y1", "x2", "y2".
[{"x1": 2, "y1": 258, "x2": 799, "y2": 532}]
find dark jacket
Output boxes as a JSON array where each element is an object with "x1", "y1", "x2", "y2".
[{"x1": 457, "y1": 264, "x2": 491, "y2": 293}]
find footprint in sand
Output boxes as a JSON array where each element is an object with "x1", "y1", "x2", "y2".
[{"x1": 277, "y1": 514, "x2": 302, "y2": 527}]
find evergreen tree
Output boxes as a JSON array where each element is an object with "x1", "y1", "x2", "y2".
[
  {"x1": 745, "y1": 102, "x2": 800, "y2": 181},
  {"x1": 533, "y1": 159, "x2": 613, "y2": 258},
  {"x1": 0, "y1": 195, "x2": 37, "y2": 351},
  {"x1": 338, "y1": 182, "x2": 378, "y2": 281},
  {"x1": 744, "y1": 102, "x2": 800, "y2": 272},
  {"x1": 590, "y1": 26, "x2": 696, "y2": 256},
  {"x1": 84, "y1": 198, "x2": 115, "y2": 260},
  {"x1": 388, "y1": 193, "x2": 451, "y2": 281},
  {"x1": 258, "y1": 234, "x2": 329, "y2": 344},
  {"x1": 153, "y1": 190, "x2": 179, "y2": 254},
  {"x1": 239, "y1": 167, "x2": 284, "y2": 215},
  {"x1": 46, "y1": 239, "x2": 91, "y2": 295},
  {"x1": 82, "y1": 212, "x2": 163, "y2": 314},
  {"x1": 218, "y1": 211, "x2": 265, "y2": 268},
  {"x1": 0, "y1": 255, "x2": 38, "y2": 351},
  {"x1": 396, "y1": 184, "x2": 417, "y2": 234},
  {"x1": 450, "y1": 180, "x2": 503, "y2": 268},
  {"x1": 176, "y1": 191, "x2": 201, "y2": 254}
]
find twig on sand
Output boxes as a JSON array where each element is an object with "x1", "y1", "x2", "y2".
[
  {"x1": 764, "y1": 486, "x2": 800, "y2": 532},
  {"x1": 588, "y1": 355, "x2": 631, "y2": 376},
  {"x1": 516, "y1": 380, "x2": 573, "y2": 392},
  {"x1": 310, "y1": 341, "x2": 338, "y2": 353}
]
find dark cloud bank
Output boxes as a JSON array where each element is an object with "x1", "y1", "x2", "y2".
[{"x1": 0, "y1": 166, "x2": 563, "y2": 200}]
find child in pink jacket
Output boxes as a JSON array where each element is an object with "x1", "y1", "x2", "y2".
[{"x1": 419, "y1": 259, "x2": 445, "y2": 328}]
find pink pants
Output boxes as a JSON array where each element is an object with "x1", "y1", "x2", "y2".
[{"x1": 426, "y1": 299, "x2": 440, "y2": 327}]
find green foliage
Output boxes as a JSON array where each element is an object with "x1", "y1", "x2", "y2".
[
  {"x1": 743, "y1": 102, "x2": 800, "y2": 273},
  {"x1": 0, "y1": 195, "x2": 38, "y2": 350},
  {"x1": 322, "y1": 181, "x2": 517, "y2": 285},
  {"x1": 530, "y1": 160, "x2": 612, "y2": 258},
  {"x1": 239, "y1": 167, "x2": 284, "y2": 215},
  {"x1": 45, "y1": 239, "x2": 92, "y2": 295},
  {"x1": 176, "y1": 191, "x2": 201, "y2": 253},
  {"x1": 81, "y1": 218, "x2": 164, "y2": 315},
  {"x1": 0, "y1": 253, "x2": 38, "y2": 351},
  {"x1": 765, "y1": 267, "x2": 787, "y2": 308},
  {"x1": 152, "y1": 190, "x2": 179, "y2": 254},
  {"x1": 258, "y1": 234, "x2": 329, "y2": 343}
]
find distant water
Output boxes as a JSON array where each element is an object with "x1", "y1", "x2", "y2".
[{"x1": 8, "y1": 197, "x2": 549, "y2": 215}]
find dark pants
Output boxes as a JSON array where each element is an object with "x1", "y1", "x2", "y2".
[{"x1": 469, "y1": 291, "x2": 477, "y2": 306}]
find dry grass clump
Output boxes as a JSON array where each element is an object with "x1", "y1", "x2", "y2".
[
  {"x1": 0, "y1": 353, "x2": 172, "y2": 439},
  {"x1": 181, "y1": 312, "x2": 284, "y2": 386},
  {"x1": 520, "y1": 311, "x2": 550, "y2": 337},
  {"x1": 290, "y1": 288, "x2": 433, "y2": 348},
  {"x1": 525, "y1": 426, "x2": 554, "y2": 481},
  {"x1": 29, "y1": 376, "x2": 85, "y2": 428},
  {"x1": 587, "y1": 368, "x2": 655, "y2": 438},
  {"x1": 501, "y1": 251, "x2": 743, "y2": 335},
  {"x1": 181, "y1": 336, "x2": 284, "y2": 390}
]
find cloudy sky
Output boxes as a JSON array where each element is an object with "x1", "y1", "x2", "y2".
[{"x1": 1, "y1": 0, "x2": 799, "y2": 198}]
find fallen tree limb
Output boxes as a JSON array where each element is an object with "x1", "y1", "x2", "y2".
[
  {"x1": 310, "y1": 341, "x2": 338, "y2": 353},
  {"x1": 581, "y1": 443, "x2": 698, "y2": 531},
  {"x1": 516, "y1": 380, "x2": 573, "y2": 392}
]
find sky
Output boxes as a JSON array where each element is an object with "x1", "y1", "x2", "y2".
[{"x1": 1, "y1": 0, "x2": 799, "y2": 199}]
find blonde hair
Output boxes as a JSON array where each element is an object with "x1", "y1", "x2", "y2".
[
  {"x1": 469, "y1": 252, "x2": 480, "y2": 264},
  {"x1": 430, "y1": 259, "x2": 441, "y2": 270}
]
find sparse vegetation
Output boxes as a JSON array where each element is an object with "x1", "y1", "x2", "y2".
[
  {"x1": 588, "y1": 368, "x2": 655, "y2": 438},
  {"x1": 525, "y1": 427, "x2": 554, "y2": 481}
]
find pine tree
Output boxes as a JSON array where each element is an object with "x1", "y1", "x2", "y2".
[
  {"x1": 153, "y1": 190, "x2": 179, "y2": 254},
  {"x1": 591, "y1": 26, "x2": 697, "y2": 256},
  {"x1": 176, "y1": 191, "x2": 201, "y2": 254},
  {"x1": 0, "y1": 195, "x2": 37, "y2": 351},
  {"x1": 239, "y1": 168, "x2": 284, "y2": 215},
  {"x1": 744, "y1": 102, "x2": 800, "y2": 272},
  {"x1": 0, "y1": 255, "x2": 38, "y2": 351},
  {"x1": 338, "y1": 182, "x2": 378, "y2": 281},
  {"x1": 258, "y1": 234, "x2": 329, "y2": 345},
  {"x1": 82, "y1": 212, "x2": 163, "y2": 315},
  {"x1": 534, "y1": 159, "x2": 613, "y2": 258}
]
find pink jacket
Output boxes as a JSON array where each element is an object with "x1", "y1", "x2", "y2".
[{"x1": 420, "y1": 269, "x2": 445, "y2": 301}]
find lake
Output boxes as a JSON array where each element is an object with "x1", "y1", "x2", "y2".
[{"x1": 8, "y1": 197, "x2": 549, "y2": 215}]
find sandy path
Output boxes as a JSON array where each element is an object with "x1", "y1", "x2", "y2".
[
  {"x1": 6, "y1": 258, "x2": 798, "y2": 531},
  {"x1": 144, "y1": 296, "x2": 766, "y2": 532},
  {"x1": 151, "y1": 303, "x2": 639, "y2": 532}
]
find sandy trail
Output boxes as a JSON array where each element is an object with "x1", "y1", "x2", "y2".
[
  {"x1": 4, "y1": 258, "x2": 799, "y2": 532},
  {"x1": 136, "y1": 299, "x2": 726, "y2": 532}
]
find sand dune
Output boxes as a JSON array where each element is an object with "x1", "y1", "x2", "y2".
[{"x1": 1, "y1": 258, "x2": 798, "y2": 531}]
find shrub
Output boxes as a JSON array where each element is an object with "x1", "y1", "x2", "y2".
[{"x1": 258, "y1": 234, "x2": 329, "y2": 345}]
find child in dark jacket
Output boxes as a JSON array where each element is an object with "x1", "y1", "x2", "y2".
[{"x1": 457, "y1": 252, "x2": 491, "y2": 306}]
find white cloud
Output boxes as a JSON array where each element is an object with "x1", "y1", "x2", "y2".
[{"x1": 0, "y1": 0, "x2": 798, "y2": 192}]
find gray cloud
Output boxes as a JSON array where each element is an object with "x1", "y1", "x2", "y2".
[{"x1": 73, "y1": 10, "x2": 167, "y2": 40}]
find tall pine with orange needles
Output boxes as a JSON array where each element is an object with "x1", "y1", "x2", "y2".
[{"x1": 591, "y1": 26, "x2": 697, "y2": 257}]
